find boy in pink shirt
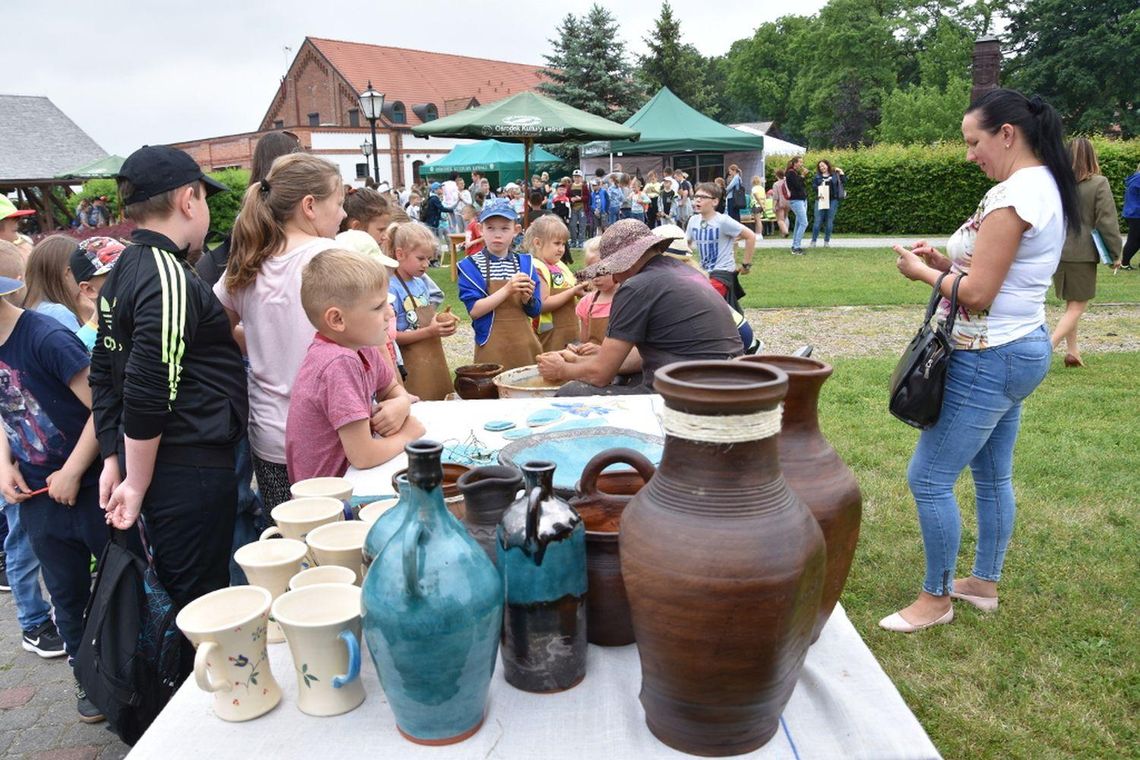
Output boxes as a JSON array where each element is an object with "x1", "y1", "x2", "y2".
[{"x1": 285, "y1": 249, "x2": 424, "y2": 481}]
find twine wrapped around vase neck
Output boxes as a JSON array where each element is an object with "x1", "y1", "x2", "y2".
[{"x1": 658, "y1": 403, "x2": 783, "y2": 444}]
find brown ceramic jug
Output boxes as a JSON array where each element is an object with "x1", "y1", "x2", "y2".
[
  {"x1": 620, "y1": 360, "x2": 825, "y2": 756},
  {"x1": 453, "y1": 363, "x2": 503, "y2": 400},
  {"x1": 741, "y1": 354, "x2": 863, "y2": 643},
  {"x1": 456, "y1": 465, "x2": 524, "y2": 564},
  {"x1": 570, "y1": 448, "x2": 656, "y2": 647}
]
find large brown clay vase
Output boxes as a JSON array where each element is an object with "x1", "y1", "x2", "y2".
[
  {"x1": 569, "y1": 448, "x2": 656, "y2": 647},
  {"x1": 742, "y1": 354, "x2": 863, "y2": 643},
  {"x1": 620, "y1": 360, "x2": 825, "y2": 757}
]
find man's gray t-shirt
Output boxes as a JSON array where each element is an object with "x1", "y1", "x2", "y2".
[
  {"x1": 607, "y1": 256, "x2": 743, "y2": 387},
  {"x1": 686, "y1": 212, "x2": 745, "y2": 272}
]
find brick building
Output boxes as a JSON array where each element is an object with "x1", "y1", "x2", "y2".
[{"x1": 172, "y1": 37, "x2": 545, "y2": 188}]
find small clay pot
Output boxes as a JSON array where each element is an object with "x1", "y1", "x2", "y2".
[
  {"x1": 391, "y1": 463, "x2": 470, "y2": 521},
  {"x1": 570, "y1": 449, "x2": 656, "y2": 647},
  {"x1": 453, "y1": 364, "x2": 503, "y2": 400}
]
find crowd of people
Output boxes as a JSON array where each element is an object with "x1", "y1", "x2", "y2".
[{"x1": 0, "y1": 86, "x2": 1131, "y2": 736}]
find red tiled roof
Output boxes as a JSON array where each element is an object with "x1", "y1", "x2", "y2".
[{"x1": 307, "y1": 37, "x2": 546, "y2": 126}]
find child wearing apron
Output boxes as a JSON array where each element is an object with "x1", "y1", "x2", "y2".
[
  {"x1": 526, "y1": 215, "x2": 587, "y2": 353},
  {"x1": 457, "y1": 199, "x2": 543, "y2": 371},
  {"x1": 386, "y1": 221, "x2": 457, "y2": 400}
]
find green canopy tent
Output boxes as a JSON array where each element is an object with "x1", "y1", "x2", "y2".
[
  {"x1": 55, "y1": 154, "x2": 125, "y2": 179},
  {"x1": 588, "y1": 87, "x2": 763, "y2": 155},
  {"x1": 412, "y1": 91, "x2": 639, "y2": 226},
  {"x1": 419, "y1": 139, "x2": 564, "y2": 186}
]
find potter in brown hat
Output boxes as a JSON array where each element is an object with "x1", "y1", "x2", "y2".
[{"x1": 538, "y1": 220, "x2": 743, "y2": 395}]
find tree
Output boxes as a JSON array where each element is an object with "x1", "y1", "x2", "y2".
[
  {"x1": 637, "y1": 2, "x2": 717, "y2": 117},
  {"x1": 539, "y1": 5, "x2": 644, "y2": 122},
  {"x1": 1005, "y1": 0, "x2": 1139, "y2": 137},
  {"x1": 876, "y1": 78, "x2": 971, "y2": 144},
  {"x1": 723, "y1": 16, "x2": 814, "y2": 139}
]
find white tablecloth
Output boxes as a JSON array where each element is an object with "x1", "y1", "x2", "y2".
[{"x1": 130, "y1": 397, "x2": 940, "y2": 759}]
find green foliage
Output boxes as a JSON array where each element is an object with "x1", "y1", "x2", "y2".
[
  {"x1": 539, "y1": 5, "x2": 644, "y2": 122},
  {"x1": 875, "y1": 79, "x2": 970, "y2": 144},
  {"x1": 765, "y1": 138, "x2": 1140, "y2": 234},
  {"x1": 1006, "y1": 0, "x2": 1140, "y2": 138},
  {"x1": 637, "y1": 2, "x2": 721, "y2": 119},
  {"x1": 205, "y1": 168, "x2": 249, "y2": 234}
]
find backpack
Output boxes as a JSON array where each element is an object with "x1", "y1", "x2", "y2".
[
  {"x1": 419, "y1": 195, "x2": 433, "y2": 222},
  {"x1": 76, "y1": 526, "x2": 181, "y2": 745}
]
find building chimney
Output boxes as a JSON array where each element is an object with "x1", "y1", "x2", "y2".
[{"x1": 971, "y1": 36, "x2": 1001, "y2": 104}]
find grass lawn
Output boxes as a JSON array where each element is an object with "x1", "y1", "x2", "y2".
[
  {"x1": 823, "y1": 353, "x2": 1138, "y2": 759},
  {"x1": 429, "y1": 247, "x2": 1140, "y2": 312}
]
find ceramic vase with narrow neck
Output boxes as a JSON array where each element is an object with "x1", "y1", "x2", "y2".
[
  {"x1": 742, "y1": 354, "x2": 863, "y2": 642},
  {"x1": 361, "y1": 440, "x2": 502, "y2": 745},
  {"x1": 620, "y1": 360, "x2": 825, "y2": 756},
  {"x1": 497, "y1": 461, "x2": 587, "y2": 693}
]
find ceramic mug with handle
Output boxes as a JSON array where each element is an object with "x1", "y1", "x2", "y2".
[
  {"x1": 175, "y1": 585, "x2": 282, "y2": 722},
  {"x1": 233, "y1": 538, "x2": 309, "y2": 643}
]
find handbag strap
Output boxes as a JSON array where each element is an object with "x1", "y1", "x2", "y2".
[{"x1": 927, "y1": 272, "x2": 966, "y2": 335}]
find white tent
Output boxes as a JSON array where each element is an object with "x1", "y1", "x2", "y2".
[{"x1": 730, "y1": 123, "x2": 806, "y2": 157}]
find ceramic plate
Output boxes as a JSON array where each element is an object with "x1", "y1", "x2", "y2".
[{"x1": 498, "y1": 427, "x2": 663, "y2": 497}]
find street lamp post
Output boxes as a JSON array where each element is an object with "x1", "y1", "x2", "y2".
[
  {"x1": 360, "y1": 140, "x2": 373, "y2": 182},
  {"x1": 357, "y1": 81, "x2": 385, "y2": 185}
]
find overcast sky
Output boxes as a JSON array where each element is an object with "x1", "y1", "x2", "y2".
[{"x1": 7, "y1": 1, "x2": 827, "y2": 156}]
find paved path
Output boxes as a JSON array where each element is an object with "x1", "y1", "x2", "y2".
[
  {"x1": 755, "y1": 236, "x2": 950, "y2": 249},
  {"x1": 0, "y1": 587, "x2": 129, "y2": 759}
]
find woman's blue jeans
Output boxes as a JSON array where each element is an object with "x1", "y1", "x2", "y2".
[
  {"x1": 811, "y1": 202, "x2": 834, "y2": 243},
  {"x1": 789, "y1": 200, "x2": 808, "y2": 249},
  {"x1": 906, "y1": 326, "x2": 1051, "y2": 595}
]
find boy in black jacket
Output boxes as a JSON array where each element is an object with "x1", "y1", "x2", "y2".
[{"x1": 91, "y1": 146, "x2": 248, "y2": 657}]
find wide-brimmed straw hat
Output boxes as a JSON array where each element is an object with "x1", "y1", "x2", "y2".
[{"x1": 577, "y1": 219, "x2": 672, "y2": 280}]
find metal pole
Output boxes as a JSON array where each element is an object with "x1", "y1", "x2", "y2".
[{"x1": 370, "y1": 118, "x2": 380, "y2": 184}]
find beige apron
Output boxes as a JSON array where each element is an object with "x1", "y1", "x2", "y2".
[
  {"x1": 474, "y1": 280, "x2": 542, "y2": 371},
  {"x1": 395, "y1": 275, "x2": 453, "y2": 401},
  {"x1": 540, "y1": 281, "x2": 581, "y2": 352}
]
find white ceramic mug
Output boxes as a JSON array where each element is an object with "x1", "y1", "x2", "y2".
[
  {"x1": 272, "y1": 583, "x2": 365, "y2": 717},
  {"x1": 234, "y1": 538, "x2": 308, "y2": 643},
  {"x1": 260, "y1": 497, "x2": 344, "y2": 543},
  {"x1": 175, "y1": 586, "x2": 281, "y2": 722},
  {"x1": 358, "y1": 496, "x2": 400, "y2": 526},
  {"x1": 305, "y1": 521, "x2": 371, "y2": 584},
  {"x1": 289, "y1": 564, "x2": 357, "y2": 590},
  {"x1": 290, "y1": 477, "x2": 354, "y2": 519}
]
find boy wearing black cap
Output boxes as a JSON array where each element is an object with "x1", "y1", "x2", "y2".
[{"x1": 90, "y1": 147, "x2": 248, "y2": 662}]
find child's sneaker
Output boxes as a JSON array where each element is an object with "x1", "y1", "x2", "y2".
[
  {"x1": 22, "y1": 619, "x2": 66, "y2": 658},
  {"x1": 75, "y1": 678, "x2": 105, "y2": 723},
  {"x1": 0, "y1": 551, "x2": 9, "y2": 592}
]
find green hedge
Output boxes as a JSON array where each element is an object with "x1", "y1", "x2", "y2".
[
  {"x1": 766, "y1": 137, "x2": 1140, "y2": 234},
  {"x1": 205, "y1": 168, "x2": 250, "y2": 235}
]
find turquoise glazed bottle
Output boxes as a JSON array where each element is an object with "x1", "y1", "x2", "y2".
[
  {"x1": 361, "y1": 474, "x2": 411, "y2": 572},
  {"x1": 361, "y1": 441, "x2": 503, "y2": 745},
  {"x1": 496, "y1": 461, "x2": 587, "y2": 693}
]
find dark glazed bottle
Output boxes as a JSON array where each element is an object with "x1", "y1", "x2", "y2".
[
  {"x1": 741, "y1": 354, "x2": 863, "y2": 642},
  {"x1": 620, "y1": 360, "x2": 825, "y2": 756},
  {"x1": 361, "y1": 440, "x2": 502, "y2": 745},
  {"x1": 457, "y1": 465, "x2": 524, "y2": 564},
  {"x1": 496, "y1": 461, "x2": 587, "y2": 693}
]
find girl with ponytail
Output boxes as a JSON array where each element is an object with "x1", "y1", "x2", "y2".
[
  {"x1": 215, "y1": 153, "x2": 346, "y2": 510},
  {"x1": 881, "y1": 89, "x2": 1071, "y2": 633}
]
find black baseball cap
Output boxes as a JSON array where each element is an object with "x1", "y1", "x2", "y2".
[{"x1": 117, "y1": 145, "x2": 228, "y2": 205}]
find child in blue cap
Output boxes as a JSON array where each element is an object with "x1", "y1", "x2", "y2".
[{"x1": 457, "y1": 199, "x2": 543, "y2": 370}]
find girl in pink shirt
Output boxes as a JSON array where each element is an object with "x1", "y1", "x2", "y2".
[{"x1": 215, "y1": 154, "x2": 347, "y2": 510}]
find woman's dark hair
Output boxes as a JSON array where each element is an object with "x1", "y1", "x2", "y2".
[
  {"x1": 816, "y1": 159, "x2": 833, "y2": 175},
  {"x1": 786, "y1": 157, "x2": 802, "y2": 172},
  {"x1": 250, "y1": 131, "x2": 301, "y2": 186},
  {"x1": 966, "y1": 89, "x2": 1079, "y2": 232}
]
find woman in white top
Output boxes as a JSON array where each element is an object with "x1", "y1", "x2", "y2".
[
  {"x1": 881, "y1": 89, "x2": 1079, "y2": 633},
  {"x1": 216, "y1": 154, "x2": 372, "y2": 511}
]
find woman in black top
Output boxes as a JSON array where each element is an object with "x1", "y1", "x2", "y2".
[{"x1": 785, "y1": 157, "x2": 808, "y2": 254}]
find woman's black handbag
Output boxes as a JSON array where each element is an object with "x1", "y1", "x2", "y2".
[{"x1": 888, "y1": 272, "x2": 965, "y2": 429}]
